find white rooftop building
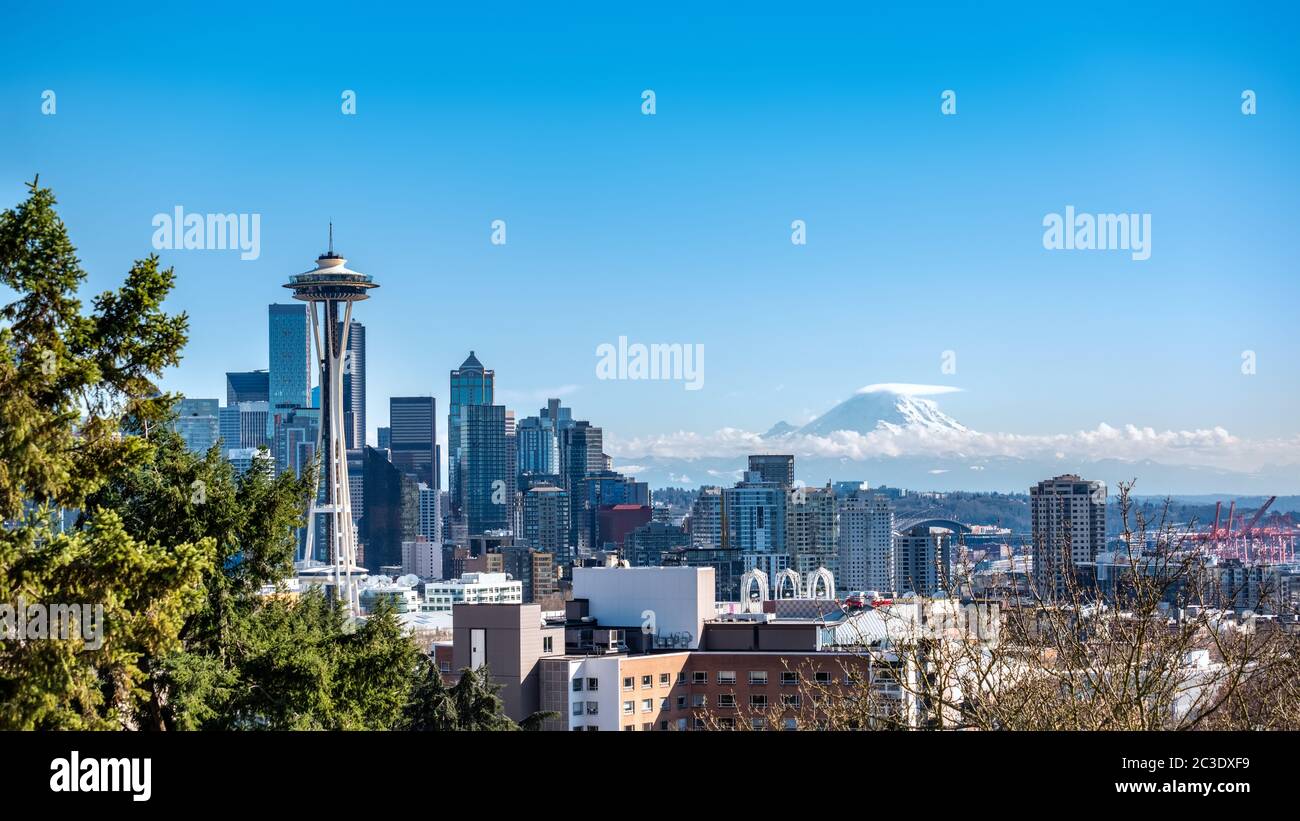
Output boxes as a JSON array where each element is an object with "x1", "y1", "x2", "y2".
[{"x1": 423, "y1": 572, "x2": 522, "y2": 613}]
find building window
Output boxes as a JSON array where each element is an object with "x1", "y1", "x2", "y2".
[
  {"x1": 677, "y1": 718, "x2": 688, "y2": 731},
  {"x1": 676, "y1": 672, "x2": 687, "y2": 685},
  {"x1": 572, "y1": 678, "x2": 583, "y2": 692},
  {"x1": 750, "y1": 694, "x2": 768, "y2": 709},
  {"x1": 641, "y1": 675, "x2": 653, "y2": 688},
  {"x1": 783, "y1": 717, "x2": 798, "y2": 731},
  {"x1": 623, "y1": 725, "x2": 635, "y2": 731},
  {"x1": 623, "y1": 676, "x2": 633, "y2": 691},
  {"x1": 572, "y1": 703, "x2": 583, "y2": 716},
  {"x1": 641, "y1": 699, "x2": 653, "y2": 713},
  {"x1": 660, "y1": 720, "x2": 669, "y2": 730},
  {"x1": 718, "y1": 717, "x2": 735, "y2": 730},
  {"x1": 659, "y1": 673, "x2": 671, "y2": 686},
  {"x1": 586, "y1": 702, "x2": 599, "y2": 715},
  {"x1": 676, "y1": 696, "x2": 686, "y2": 709},
  {"x1": 782, "y1": 693, "x2": 801, "y2": 708},
  {"x1": 748, "y1": 671, "x2": 768, "y2": 685},
  {"x1": 751, "y1": 718, "x2": 766, "y2": 730},
  {"x1": 781, "y1": 671, "x2": 799, "y2": 686},
  {"x1": 717, "y1": 671, "x2": 736, "y2": 685},
  {"x1": 693, "y1": 718, "x2": 706, "y2": 730},
  {"x1": 717, "y1": 694, "x2": 736, "y2": 708},
  {"x1": 543, "y1": 636, "x2": 553, "y2": 653},
  {"x1": 586, "y1": 677, "x2": 599, "y2": 691},
  {"x1": 692, "y1": 671, "x2": 707, "y2": 685},
  {"x1": 623, "y1": 701, "x2": 634, "y2": 715},
  {"x1": 660, "y1": 698, "x2": 670, "y2": 710},
  {"x1": 691, "y1": 694, "x2": 706, "y2": 708},
  {"x1": 815, "y1": 672, "x2": 832, "y2": 685}
]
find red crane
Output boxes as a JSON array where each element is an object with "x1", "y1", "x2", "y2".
[{"x1": 1243, "y1": 496, "x2": 1277, "y2": 537}]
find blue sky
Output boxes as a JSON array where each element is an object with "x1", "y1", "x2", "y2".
[{"x1": 2, "y1": 2, "x2": 1297, "y2": 477}]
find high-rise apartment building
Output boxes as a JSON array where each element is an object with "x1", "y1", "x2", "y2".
[
  {"x1": 690, "y1": 486, "x2": 724, "y2": 549},
  {"x1": 1030, "y1": 474, "x2": 1106, "y2": 600},
  {"x1": 894, "y1": 522, "x2": 955, "y2": 597},
  {"x1": 723, "y1": 471, "x2": 788, "y2": 581},
  {"x1": 522, "y1": 484, "x2": 570, "y2": 561},
  {"x1": 837, "y1": 489, "x2": 894, "y2": 594},
  {"x1": 560, "y1": 420, "x2": 603, "y2": 553},
  {"x1": 418, "y1": 482, "x2": 441, "y2": 544},
  {"x1": 787, "y1": 483, "x2": 839, "y2": 578}
]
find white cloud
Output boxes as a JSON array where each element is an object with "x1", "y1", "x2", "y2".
[{"x1": 604, "y1": 422, "x2": 1300, "y2": 473}]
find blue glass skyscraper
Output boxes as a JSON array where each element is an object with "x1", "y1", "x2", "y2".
[
  {"x1": 268, "y1": 304, "x2": 311, "y2": 436},
  {"x1": 448, "y1": 351, "x2": 494, "y2": 521}
]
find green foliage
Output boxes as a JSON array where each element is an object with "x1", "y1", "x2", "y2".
[
  {"x1": 401, "y1": 661, "x2": 556, "y2": 731},
  {"x1": 0, "y1": 180, "x2": 208, "y2": 728},
  {"x1": 0, "y1": 179, "x2": 523, "y2": 731}
]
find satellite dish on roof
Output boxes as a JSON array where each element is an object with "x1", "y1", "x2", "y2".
[{"x1": 399, "y1": 574, "x2": 420, "y2": 586}]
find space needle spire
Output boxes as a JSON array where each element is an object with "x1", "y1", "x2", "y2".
[{"x1": 285, "y1": 229, "x2": 377, "y2": 617}]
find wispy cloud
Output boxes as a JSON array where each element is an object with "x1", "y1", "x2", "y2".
[{"x1": 856, "y1": 383, "x2": 963, "y2": 396}]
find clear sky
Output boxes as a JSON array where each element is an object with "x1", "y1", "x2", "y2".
[{"x1": 2, "y1": 2, "x2": 1297, "y2": 476}]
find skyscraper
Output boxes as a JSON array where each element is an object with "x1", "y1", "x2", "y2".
[
  {"x1": 895, "y1": 523, "x2": 954, "y2": 597},
  {"x1": 560, "y1": 420, "x2": 603, "y2": 553},
  {"x1": 226, "y1": 370, "x2": 269, "y2": 405},
  {"x1": 390, "y1": 396, "x2": 437, "y2": 488},
  {"x1": 723, "y1": 471, "x2": 788, "y2": 581},
  {"x1": 461, "y1": 403, "x2": 511, "y2": 536},
  {"x1": 173, "y1": 398, "x2": 220, "y2": 454},
  {"x1": 418, "y1": 483, "x2": 441, "y2": 544},
  {"x1": 515, "y1": 399, "x2": 571, "y2": 481},
  {"x1": 747, "y1": 454, "x2": 795, "y2": 488},
  {"x1": 268, "y1": 304, "x2": 311, "y2": 436},
  {"x1": 1031, "y1": 474, "x2": 1106, "y2": 600},
  {"x1": 787, "y1": 483, "x2": 839, "y2": 578},
  {"x1": 689, "y1": 486, "x2": 723, "y2": 549},
  {"x1": 521, "y1": 484, "x2": 569, "y2": 559},
  {"x1": 273, "y1": 405, "x2": 319, "y2": 479},
  {"x1": 837, "y1": 489, "x2": 894, "y2": 594},
  {"x1": 359, "y1": 446, "x2": 419, "y2": 573},
  {"x1": 339, "y1": 319, "x2": 366, "y2": 448},
  {"x1": 448, "y1": 351, "x2": 494, "y2": 520}
]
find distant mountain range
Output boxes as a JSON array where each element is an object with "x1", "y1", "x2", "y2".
[{"x1": 613, "y1": 386, "x2": 1299, "y2": 495}]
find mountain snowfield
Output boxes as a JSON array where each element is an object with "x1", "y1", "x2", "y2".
[
  {"x1": 772, "y1": 384, "x2": 970, "y2": 438},
  {"x1": 606, "y1": 384, "x2": 1300, "y2": 494}
]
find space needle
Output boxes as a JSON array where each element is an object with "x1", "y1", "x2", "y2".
[{"x1": 286, "y1": 227, "x2": 377, "y2": 616}]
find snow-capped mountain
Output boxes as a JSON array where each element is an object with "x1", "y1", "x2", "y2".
[{"x1": 769, "y1": 385, "x2": 969, "y2": 438}]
